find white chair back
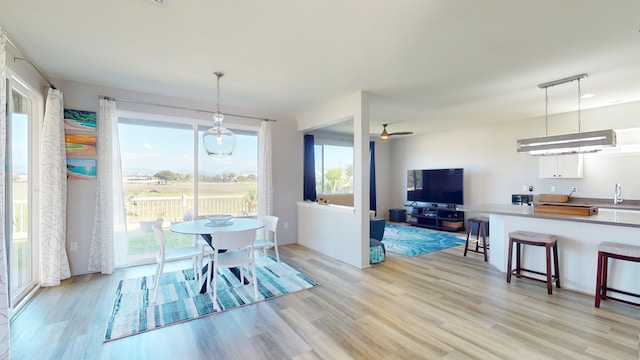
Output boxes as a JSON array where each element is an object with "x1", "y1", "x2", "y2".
[
  {"x1": 254, "y1": 216, "x2": 280, "y2": 261},
  {"x1": 261, "y1": 216, "x2": 278, "y2": 240},
  {"x1": 211, "y1": 228, "x2": 257, "y2": 251}
]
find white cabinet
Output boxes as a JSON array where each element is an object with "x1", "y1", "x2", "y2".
[{"x1": 539, "y1": 154, "x2": 583, "y2": 178}]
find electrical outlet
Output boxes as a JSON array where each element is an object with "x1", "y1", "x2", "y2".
[
  {"x1": 571, "y1": 186, "x2": 578, "y2": 193},
  {"x1": 522, "y1": 185, "x2": 527, "y2": 191},
  {"x1": 70, "y1": 242, "x2": 78, "y2": 251},
  {"x1": 551, "y1": 186, "x2": 556, "y2": 193}
]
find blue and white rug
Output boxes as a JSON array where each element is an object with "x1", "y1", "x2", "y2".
[
  {"x1": 105, "y1": 256, "x2": 318, "y2": 341},
  {"x1": 383, "y1": 224, "x2": 466, "y2": 256}
]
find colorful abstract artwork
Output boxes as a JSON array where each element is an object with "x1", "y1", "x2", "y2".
[
  {"x1": 65, "y1": 133, "x2": 97, "y2": 156},
  {"x1": 67, "y1": 158, "x2": 97, "y2": 179},
  {"x1": 64, "y1": 109, "x2": 97, "y2": 131}
]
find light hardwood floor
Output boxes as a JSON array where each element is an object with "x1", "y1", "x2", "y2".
[{"x1": 10, "y1": 243, "x2": 640, "y2": 359}]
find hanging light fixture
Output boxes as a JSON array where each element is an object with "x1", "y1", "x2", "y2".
[
  {"x1": 517, "y1": 73, "x2": 616, "y2": 155},
  {"x1": 203, "y1": 72, "x2": 236, "y2": 156}
]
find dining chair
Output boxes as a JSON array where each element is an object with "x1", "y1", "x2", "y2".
[
  {"x1": 253, "y1": 215, "x2": 280, "y2": 262},
  {"x1": 193, "y1": 215, "x2": 214, "y2": 254},
  {"x1": 207, "y1": 228, "x2": 259, "y2": 310},
  {"x1": 151, "y1": 222, "x2": 204, "y2": 304}
]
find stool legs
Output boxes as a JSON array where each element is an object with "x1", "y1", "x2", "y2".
[
  {"x1": 594, "y1": 251, "x2": 640, "y2": 308},
  {"x1": 480, "y1": 223, "x2": 488, "y2": 261},
  {"x1": 506, "y1": 238, "x2": 514, "y2": 284},
  {"x1": 595, "y1": 251, "x2": 605, "y2": 307},
  {"x1": 464, "y1": 220, "x2": 488, "y2": 261},
  {"x1": 507, "y1": 238, "x2": 559, "y2": 295},
  {"x1": 464, "y1": 226, "x2": 472, "y2": 257},
  {"x1": 553, "y1": 242, "x2": 560, "y2": 289},
  {"x1": 545, "y1": 243, "x2": 552, "y2": 294}
]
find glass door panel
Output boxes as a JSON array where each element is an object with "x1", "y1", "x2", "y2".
[
  {"x1": 197, "y1": 127, "x2": 258, "y2": 218},
  {"x1": 6, "y1": 83, "x2": 36, "y2": 307},
  {"x1": 118, "y1": 118, "x2": 195, "y2": 263}
]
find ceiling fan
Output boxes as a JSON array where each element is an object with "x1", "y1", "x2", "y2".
[{"x1": 380, "y1": 124, "x2": 413, "y2": 139}]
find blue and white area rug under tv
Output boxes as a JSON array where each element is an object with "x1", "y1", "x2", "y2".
[{"x1": 383, "y1": 224, "x2": 466, "y2": 256}]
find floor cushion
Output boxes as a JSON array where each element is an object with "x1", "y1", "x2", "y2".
[{"x1": 370, "y1": 238, "x2": 386, "y2": 264}]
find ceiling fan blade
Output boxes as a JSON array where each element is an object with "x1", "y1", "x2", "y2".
[{"x1": 390, "y1": 131, "x2": 414, "y2": 136}]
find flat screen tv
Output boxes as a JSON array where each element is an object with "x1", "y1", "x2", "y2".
[{"x1": 407, "y1": 168, "x2": 464, "y2": 205}]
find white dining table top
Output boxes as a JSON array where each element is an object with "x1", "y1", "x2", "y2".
[{"x1": 169, "y1": 217, "x2": 264, "y2": 235}]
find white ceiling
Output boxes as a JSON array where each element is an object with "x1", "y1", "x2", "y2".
[{"x1": 1, "y1": 0, "x2": 639, "y2": 137}]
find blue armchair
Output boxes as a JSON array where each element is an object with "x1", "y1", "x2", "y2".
[{"x1": 369, "y1": 219, "x2": 386, "y2": 264}]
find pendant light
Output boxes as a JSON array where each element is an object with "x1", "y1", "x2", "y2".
[
  {"x1": 203, "y1": 72, "x2": 236, "y2": 156},
  {"x1": 517, "y1": 73, "x2": 616, "y2": 155}
]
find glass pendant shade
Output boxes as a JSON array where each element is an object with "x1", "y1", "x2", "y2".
[
  {"x1": 203, "y1": 116, "x2": 236, "y2": 155},
  {"x1": 203, "y1": 72, "x2": 236, "y2": 155}
]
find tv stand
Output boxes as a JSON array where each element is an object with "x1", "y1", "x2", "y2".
[{"x1": 408, "y1": 205, "x2": 465, "y2": 232}]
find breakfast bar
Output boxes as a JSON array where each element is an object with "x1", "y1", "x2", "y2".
[{"x1": 465, "y1": 204, "x2": 640, "y2": 297}]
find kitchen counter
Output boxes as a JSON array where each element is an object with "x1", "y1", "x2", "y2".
[
  {"x1": 462, "y1": 203, "x2": 640, "y2": 228},
  {"x1": 464, "y1": 204, "x2": 640, "y2": 297}
]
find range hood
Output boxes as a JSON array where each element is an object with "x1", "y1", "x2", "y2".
[{"x1": 517, "y1": 129, "x2": 617, "y2": 156}]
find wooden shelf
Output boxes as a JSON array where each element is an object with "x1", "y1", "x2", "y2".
[{"x1": 409, "y1": 205, "x2": 465, "y2": 232}]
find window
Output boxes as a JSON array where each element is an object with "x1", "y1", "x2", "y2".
[
  {"x1": 4, "y1": 73, "x2": 41, "y2": 309},
  {"x1": 118, "y1": 115, "x2": 258, "y2": 263},
  {"x1": 314, "y1": 142, "x2": 353, "y2": 195}
]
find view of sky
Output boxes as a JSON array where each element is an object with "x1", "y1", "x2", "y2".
[
  {"x1": 12, "y1": 114, "x2": 353, "y2": 178},
  {"x1": 11, "y1": 114, "x2": 29, "y2": 174},
  {"x1": 118, "y1": 122, "x2": 257, "y2": 176}
]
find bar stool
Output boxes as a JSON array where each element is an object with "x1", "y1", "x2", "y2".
[
  {"x1": 506, "y1": 231, "x2": 560, "y2": 294},
  {"x1": 595, "y1": 241, "x2": 640, "y2": 308},
  {"x1": 464, "y1": 217, "x2": 489, "y2": 261}
]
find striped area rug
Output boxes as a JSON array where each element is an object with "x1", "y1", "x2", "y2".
[
  {"x1": 105, "y1": 256, "x2": 318, "y2": 341},
  {"x1": 383, "y1": 224, "x2": 466, "y2": 256}
]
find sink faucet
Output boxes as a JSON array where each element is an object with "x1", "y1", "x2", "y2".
[{"x1": 614, "y1": 183, "x2": 623, "y2": 205}]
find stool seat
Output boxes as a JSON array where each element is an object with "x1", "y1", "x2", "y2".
[
  {"x1": 595, "y1": 241, "x2": 640, "y2": 308},
  {"x1": 597, "y1": 242, "x2": 640, "y2": 258},
  {"x1": 464, "y1": 217, "x2": 489, "y2": 261},
  {"x1": 508, "y1": 231, "x2": 557, "y2": 244},
  {"x1": 507, "y1": 231, "x2": 560, "y2": 294}
]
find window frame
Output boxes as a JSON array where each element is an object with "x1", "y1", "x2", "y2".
[
  {"x1": 313, "y1": 136, "x2": 354, "y2": 195},
  {"x1": 117, "y1": 110, "x2": 260, "y2": 265}
]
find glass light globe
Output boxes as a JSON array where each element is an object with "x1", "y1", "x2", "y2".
[{"x1": 203, "y1": 126, "x2": 236, "y2": 155}]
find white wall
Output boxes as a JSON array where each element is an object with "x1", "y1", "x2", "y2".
[
  {"x1": 296, "y1": 91, "x2": 370, "y2": 269},
  {"x1": 387, "y1": 101, "x2": 640, "y2": 213}
]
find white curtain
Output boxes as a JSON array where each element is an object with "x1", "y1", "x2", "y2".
[
  {"x1": 88, "y1": 99, "x2": 128, "y2": 274},
  {"x1": 0, "y1": 27, "x2": 10, "y2": 360},
  {"x1": 258, "y1": 120, "x2": 273, "y2": 217},
  {"x1": 39, "y1": 88, "x2": 71, "y2": 286}
]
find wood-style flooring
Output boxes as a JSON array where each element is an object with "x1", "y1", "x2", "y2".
[{"x1": 10, "y1": 243, "x2": 640, "y2": 359}]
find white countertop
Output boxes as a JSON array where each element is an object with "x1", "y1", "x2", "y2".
[{"x1": 462, "y1": 204, "x2": 640, "y2": 228}]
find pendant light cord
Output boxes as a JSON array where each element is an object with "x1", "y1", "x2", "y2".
[
  {"x1": 577, "y1": 79, "x2": 582, "y2": 133},
  {"x1": 216, "y1": 73, "x2": 222, "y2": 114},
  {"x1": 544, "y1": 87, "x2": 549, "y2": 136}
]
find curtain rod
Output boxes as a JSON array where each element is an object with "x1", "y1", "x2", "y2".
[
  {"x1": 98, "y1": 95, "x2": 277, "y2": 122},
  {"x1": 5, "y1": 32, "x2": 56, "y2": 89}
]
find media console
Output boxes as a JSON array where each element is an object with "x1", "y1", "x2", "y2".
[{"x1": 408, "y1": 205, "x2": 465, "y2": 232}]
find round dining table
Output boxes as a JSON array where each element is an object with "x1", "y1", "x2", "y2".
[
  {"x1": 169, "y1": 217, "x2": 265, "y2": 236},
  {"x1": 170, "y1": 217, "x2": 265, "y2": 293}
]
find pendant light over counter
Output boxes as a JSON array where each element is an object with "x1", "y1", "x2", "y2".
[
  {"x1": 203, "y1": 72, "x2": 236, "y2": 156},
  {"x1": 516, "y1": 73, "x2": 616, "y2": 156}
]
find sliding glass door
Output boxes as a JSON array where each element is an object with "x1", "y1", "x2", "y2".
[
  {"x1": 118, "y1": 116, "x2": 258, "y2": 265},
  {"x1": 4, "y1": 74, "x2": 39, "y2": 308}
]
